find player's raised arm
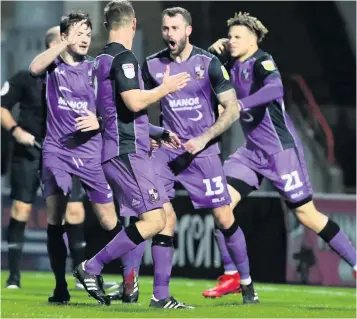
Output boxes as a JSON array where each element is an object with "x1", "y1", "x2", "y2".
[
  {"x1": 29, "y1": 20, "x2": 87, "y2": 76},
  {"x1": 238, "y1": 56, "x2": 283, "y2": 110},
  {"x1": 113, "y1": 52, "x2": 190, "y2": 112}
]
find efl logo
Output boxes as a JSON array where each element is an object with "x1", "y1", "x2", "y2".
[{"x1": 122, "y1": 63, "x2": 135, "y2": 79}]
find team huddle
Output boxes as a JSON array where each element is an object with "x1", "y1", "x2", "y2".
[{"x1": 4, "y1": 0, "x2": 356, "y2": 310}]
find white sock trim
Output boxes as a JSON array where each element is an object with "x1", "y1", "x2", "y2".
[
  {"x1": 353, "y1": 265, "x2": 357, "y2": 271},
  {"x1": 224, "y1": 271, "x2": 238, "y2": 275},
  {"x1": 240, "y1": 276, "x2": 252, "y2": 285}
]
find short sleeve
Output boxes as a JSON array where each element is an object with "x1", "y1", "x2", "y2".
[
  {"x1": 111, "y1": 50, "x2": 140, "y2": 94},
  {"x1": 253, "y1": 56, "x2": 281, "y2": 81},
  {"x1": 208, "y1": 56, "x2": 234, "y2": 95},
  {"x1": 1, "y1": 71, "x2": 26, "y2": 110}
]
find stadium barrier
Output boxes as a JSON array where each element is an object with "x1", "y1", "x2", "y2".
[{"x1": 1, "y1": 192, "x2": 355, "y2": 287}]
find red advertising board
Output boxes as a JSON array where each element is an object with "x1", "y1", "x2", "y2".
[{"x1": 285, "y1": 195, "x2": 356, "y2": 287}]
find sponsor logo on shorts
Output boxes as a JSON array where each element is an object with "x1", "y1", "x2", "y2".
[
  {"x1": 132, "y1": 199, "x2": 141, "y2": 207},
  {"x1": 156, "y1": 73, "x2": 164, "y2": 79},
  {"x1": 55, "y1": 68, "x2": 65, "y2": 75},
  {"x1": 291, "y1": 190, "x2": 304, "y2": 199},
  {"x1": 148, "y1": 188, "x2": 160, "y2": 202},
  {"x1": 212, "y1": 196, "x2": 226, "y2": 203}
]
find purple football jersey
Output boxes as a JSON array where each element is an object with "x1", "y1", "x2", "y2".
[
  {"x1": 44, "y1": 56, "x2": 101, "y2": 158},
  {"x1": 94, "y1": 43, "x2": 150, "y2": 163},
  {"x1": 229, "y1": 49, "x2": 298, "y2": 155},
  {"x1": 142, "y1": 46, "x2": 233, "y2": 157}
]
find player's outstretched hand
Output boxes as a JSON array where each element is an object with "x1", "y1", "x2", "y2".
[
  {"x1": 162, "y1": 65, "x2": 190, "y2": 93},
  {"x1": 183, "y1": 135, "x2": 209, "y2": 155},
  {"x1": 75, "y1": 109, "x2": 100, "y2": 132},
  {"x1": 161, "y1": 130, "x2": 181, "y2": 149},
  {"x1": 208, "y1": 38, "x2": 229, "y2": 55},
  {"x1": 12, "y1": 127, "x2": 35, "y2": 146},
  {"x1": 66, "y1": 19, "x2": 88, "y2": 45}
]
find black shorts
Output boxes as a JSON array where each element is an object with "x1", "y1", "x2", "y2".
[{"x1": 11, "y1": 144, "x2": 85, "y2": 204}]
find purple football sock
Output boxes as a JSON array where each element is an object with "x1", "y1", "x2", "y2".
[
  {"x1": 224, "y1": 226, "x2": 251, "y2": 280},
  {"x1": 215, "y1": 228, "x2": 237, "y2": 272},
  {"x1": 85, "y1": 229, "x2": 138, "y2": 275},
  {"x1": 152, "y1": 244, "x2": 174, "y2": 300},
  {"x1": 328, "y1": 230, "x2": 356, "y2": 267},
  {"x1": 121, "y1": 240, "x2": 146, "y2": 277}
]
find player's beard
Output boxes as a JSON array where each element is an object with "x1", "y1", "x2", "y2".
[
  {"x1": 68, "y1": 44, "x2": 88, "y2": 61},
  {"x1": 165, "y1": 36, "x2": 187, "y2": 57}
]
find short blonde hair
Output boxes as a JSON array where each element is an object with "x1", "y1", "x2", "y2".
[
  {"x1": 104, "y1": 0, "x2": 135, "y2": 30},
  {"x1": 227, "y1": 12, "x2": 268, "y2": 43}
]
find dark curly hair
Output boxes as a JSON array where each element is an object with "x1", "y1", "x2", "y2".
[{"x1": 227, "y1": 12, "x2": 268, "y2": 43}]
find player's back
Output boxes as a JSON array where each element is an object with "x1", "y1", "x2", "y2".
[
  {"x1": 94, "y1": 43, "x2": 150, "y2": 163},
  {"x1": 143, "y1": 46, "x2": 226, "y2": 157},
  {"x1": 229, "y1": 49, "x2": 299, "y2": 155},
  {"x1": 44, "y1": 56, "x2": 101, "y2": 158}
]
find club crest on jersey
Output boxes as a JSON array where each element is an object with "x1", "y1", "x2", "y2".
[
  {"x1": 88, "y1": 69, "x2": 93, "y2": 85},
  {"x1": 122, "y1": 63, "x2": 135, "y2": 79},
  {"x1": 148, "y1": 188, "x2": 160, "y2": 202},
  {"x1": 195, "y1": 64, "x2": 205, "y2": 79},
  {"x1": 242, "y1": 69, "x2": 250, "y2": 81},
  {"x1": 94, "y1": 59, "x2": 99, "y2": 70}
]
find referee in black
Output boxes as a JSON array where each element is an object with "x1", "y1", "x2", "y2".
[{"x1": 1, "y1": 26, "x2": 87, "y2": 299}]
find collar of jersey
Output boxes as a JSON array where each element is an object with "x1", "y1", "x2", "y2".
[{"x1": 166, "y1": 45, "x2": 196, "y2": 63}]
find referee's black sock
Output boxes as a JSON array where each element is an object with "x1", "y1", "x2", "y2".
[
  {"x1": 64, "y1": 223, "x2": 86, "y2": 271},
  {"x1": 47, "y1": 224, "x2": 67, "y2": 290},
  {"x1": 7, "y1": 217, "x2": 26, "y2": 280}
]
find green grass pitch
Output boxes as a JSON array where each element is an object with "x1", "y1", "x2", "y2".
[{"x1": 1, "y1": 271, "x2": 356, "y2": 318}]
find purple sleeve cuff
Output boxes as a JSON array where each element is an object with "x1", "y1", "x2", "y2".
[
  {"x1": 149, "y1": 124, "x2": 165, "y2": 139},
  {"x1": 239, "y1": 75, "x2": 284, "y2": 110}
]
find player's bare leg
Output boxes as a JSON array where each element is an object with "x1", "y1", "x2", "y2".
[
  {"x1": 228, "y1": 184, "x2": 242, "y2": 209},
  {"x1": 91, "y1": 202, "x2": 118, "y2": 231},
  {"x1": 6, "y1": 201, "x2": 32, "y2": 289},
  {"x1": 294, "y1": 200, "x2": 356, "y2": 273},
  {"x1": 46, "y1": 194, "x2": 70, "y2": 304}
]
